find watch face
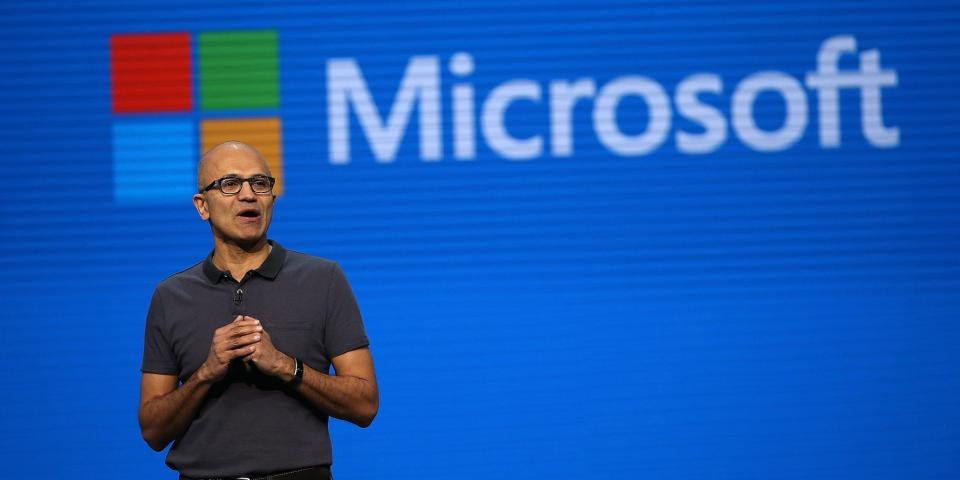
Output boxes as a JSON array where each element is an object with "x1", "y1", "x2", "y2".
[{"x1": 289, "y1": 358, "x2": 303, "y2": 386}]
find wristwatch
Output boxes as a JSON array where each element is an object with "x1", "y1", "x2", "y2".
[{"x1": 288, "y1": 357, "x2": 304, "y2": 386}]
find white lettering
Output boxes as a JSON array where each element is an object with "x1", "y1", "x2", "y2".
[
  {"x1": 806, "y1": 35, "x2": 899, "y2": 148},
  {"x1": 858, "y1": 50, "x2": 899, "y2": 147},
  {"x1": 675, "y1": 73, "x2": 726, "y2": 154},
  {"x1": 593, "y1": 76, "x2": 671, "y2": 156},
  {"x1": 481, "y1": 80, "x2": 543, "y2": 160},
  {"x1": 549, "y1": 79, "x2": 596, "y2": 157},
  {"x1": 450, "y1": 52, "x2": 476, "y2": 160},
  {"x1": 326, "y1": 35, "x2": 899, "y2": 163},
  {"x1": 732, "y1": 71, "x2": 808, "y2": 152},
  {"x1": 327, "y1": 56, "x2": 441, "y2": 164}
]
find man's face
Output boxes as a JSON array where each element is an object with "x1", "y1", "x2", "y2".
[{"x1": 192, "y1": 146, "x2": 275, "y2": 248}]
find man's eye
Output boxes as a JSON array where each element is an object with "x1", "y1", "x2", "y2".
[
  {"x1": 251, "y1": 178, "x2": 269, "y2": 188},
  {"x1": 221, "y1": 178, "x2": 242, "y2": 188}
]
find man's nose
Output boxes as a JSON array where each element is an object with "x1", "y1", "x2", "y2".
[{"x1": 237, "y1": 180, "x2": 257, "y2": 200}]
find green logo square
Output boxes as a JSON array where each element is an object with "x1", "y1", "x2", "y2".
[{"x1": 199, "y1": 30, "x2": 279, "y2": 110}]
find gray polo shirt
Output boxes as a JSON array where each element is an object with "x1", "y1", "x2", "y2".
[{"x1": 141, "y1": 240, "x2": 369, "y2": 477}]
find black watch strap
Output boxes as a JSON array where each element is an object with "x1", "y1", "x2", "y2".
[{"x1": 288, "y1": 357, "x2": 304, "y2": 386}]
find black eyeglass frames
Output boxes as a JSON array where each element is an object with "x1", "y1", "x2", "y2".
[{"x1": 199, "y1": 175, "x2": 276, "y2": 195}]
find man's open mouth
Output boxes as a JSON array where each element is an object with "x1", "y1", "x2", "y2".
[{"x1": 237, "y1": 209, "x2": 261, "y2": 220}]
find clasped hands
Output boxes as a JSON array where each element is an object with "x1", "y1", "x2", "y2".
[{"x1": 197, "y1": 315, "x2": 296, "y2": 384}]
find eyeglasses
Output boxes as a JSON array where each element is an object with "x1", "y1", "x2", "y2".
[{"x1": 200, "y1": 175, "x2": 276, "y2": 195}]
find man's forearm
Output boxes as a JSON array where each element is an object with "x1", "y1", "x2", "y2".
[
  {"x1": 139, "y1": 370, "x2": 212, "y2": 451},
  {"x1": 283, "y1": 359, "x2": 378, "y2": 427}
]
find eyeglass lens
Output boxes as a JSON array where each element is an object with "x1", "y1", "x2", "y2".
[{"x1": 221, "y1": 176, "x2": 273, "y2": 194}]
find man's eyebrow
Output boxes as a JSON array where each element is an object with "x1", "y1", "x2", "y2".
[{"x1": 221, "y1": 173, "x2": 270, "y2": 178}]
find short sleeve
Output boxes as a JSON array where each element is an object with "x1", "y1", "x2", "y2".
[
  {"x1": 323, "y1": 263, "x2": 370, "y2": 359},
  {"x1": 141, "y1": 288, "x2": 179, "y2": 375}
]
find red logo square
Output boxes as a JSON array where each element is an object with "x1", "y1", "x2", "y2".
[{"x1": 111, "y1": 33, "x2": 193, "y2": 113}]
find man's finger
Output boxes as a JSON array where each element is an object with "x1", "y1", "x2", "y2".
[
  {"x1": 224, "y1": 332, "x2": 262, "y2": 350},
  {"x1": 222, "y1": 325, "x2": 263, "y2": 339},
  {"x1": 232, "y1": 318, "x2": 260, "y2": 327},
  {"x1": 213, "y1": 331, "x2": 260, "y2": 350},
  {"x1": 216, "y1": 320, "x2": 260, "y2": 335},
  {"x1": 241, "y1": 344, "x2": 258, "y2": 360},
  {"x1": 224, "y1": 344, "x2": 257, "y2": 361},
  {"x1": 215, "y1": 317, "x2": 257, "y2": 333}
]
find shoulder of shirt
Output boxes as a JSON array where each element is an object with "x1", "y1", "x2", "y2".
[
  {"x1": 153, "y1": 259, "x2": 206, "y2": 292},
  {"x1": 282, "y1": 248, "x2": 340, "y2": 272}
]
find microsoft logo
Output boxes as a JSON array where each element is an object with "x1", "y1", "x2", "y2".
[{"x1": 110, "y1": 30, "x2": 283, "y2": 203}]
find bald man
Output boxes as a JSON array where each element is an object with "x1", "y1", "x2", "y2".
[{"x1": 139, "y1": 142, "x2": 377, "y2": 480}]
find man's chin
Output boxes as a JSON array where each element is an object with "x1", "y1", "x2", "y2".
[
  {"x1": 214, "y1": 230, "x2": 268, "y2": 250},
  {"x1": 237, "y1": 238, "x2": 265, "y2": 250},
  {"x1": 236, "y1": 234, "x2": 268, "y2": 249}
]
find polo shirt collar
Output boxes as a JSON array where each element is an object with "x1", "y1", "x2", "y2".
[{"x1": 202, "y1": 240, "x2": 287, "y2": 283}]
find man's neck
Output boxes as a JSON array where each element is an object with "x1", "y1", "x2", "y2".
[{"x1": 211, "y1": 238, "x2": 271, "y2": 282}]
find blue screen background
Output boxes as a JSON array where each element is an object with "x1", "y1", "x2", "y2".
[{"x1": 1, "y1": 1, "x2": 958, "y2": 478}]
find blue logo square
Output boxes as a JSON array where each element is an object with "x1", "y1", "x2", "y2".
[{"x1": 113, "y1": 120, "x2": 196, "y2": 203}]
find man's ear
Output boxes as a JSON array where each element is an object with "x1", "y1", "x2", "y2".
[{"x1": 193, "y1": 193, "x2": 209, "y2": 221}]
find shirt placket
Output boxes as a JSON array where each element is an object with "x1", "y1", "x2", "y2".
[{"x1": 224, "y1": 271, "x2": 254, "y2": 318}]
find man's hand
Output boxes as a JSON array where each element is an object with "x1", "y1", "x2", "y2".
[
  {"x1": 196, "y1": 315, "x2": 263, "y2": 383},
  {"x1": 241, "y1": 315, "x2": 295, "y2": 381}
]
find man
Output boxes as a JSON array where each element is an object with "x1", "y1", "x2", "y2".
[{"x1": 139, "y1": 141, "x2": 378, "y2": 480}]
